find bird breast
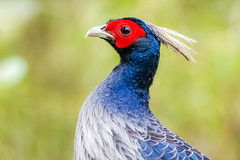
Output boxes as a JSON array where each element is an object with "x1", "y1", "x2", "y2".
[{"x1": 73, "y1": 92, "x2": 145, "y2": 160}]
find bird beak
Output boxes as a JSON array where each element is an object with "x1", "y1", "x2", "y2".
[{"x1": 85, "y1": 24, "x2": 114, "y2": 40}]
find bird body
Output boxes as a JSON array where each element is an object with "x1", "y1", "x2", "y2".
[{"x1": 74, "y1": 17, "x2": 210, "y2": 160}]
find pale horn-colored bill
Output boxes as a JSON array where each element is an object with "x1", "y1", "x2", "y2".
[{"x1": 85, "y1": 24, "x2": 114, "y2": 40}]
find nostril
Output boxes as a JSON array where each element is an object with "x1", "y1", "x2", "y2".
[{"x1": 100, "y1": 24, "x2": 107, "y2": 31}]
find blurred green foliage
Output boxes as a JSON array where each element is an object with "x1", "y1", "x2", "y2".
[{"x1": 0, "y1": 0, "x2": 240, "y2": 159}]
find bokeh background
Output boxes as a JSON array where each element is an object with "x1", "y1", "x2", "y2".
[{"x1": 0, "y1": 0, "x2": 240, "y2": 159}]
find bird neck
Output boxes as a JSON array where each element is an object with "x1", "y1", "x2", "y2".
[
  {"x1": 96, "y1": 53, "x2": 159, "y2": 118},
  {"x1": 116, "y1": 56, "x2": 159, "y2": 92},
  {"x1": 117, "y1": 40, "x2": 160, "y2": 91},
  {"x1": 93, "y1": 37, "x2": 160, "y2": 118}
]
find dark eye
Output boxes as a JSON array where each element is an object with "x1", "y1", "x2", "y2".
[{"x1": 120, "y1": 26, "x2": 131, "y2": 36}]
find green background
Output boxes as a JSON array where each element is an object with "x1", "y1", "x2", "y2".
[{"x1": 0, "y1": 0, "x2": 240, "y2": 159}]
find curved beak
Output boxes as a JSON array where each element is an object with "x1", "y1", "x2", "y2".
[{"x1": 85, "y1": 24, "x2": 114, "y2": 40}]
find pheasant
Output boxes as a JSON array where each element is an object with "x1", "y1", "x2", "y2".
[{"x1": 73, "y1": 17, "x2": 210, "y2": 160}]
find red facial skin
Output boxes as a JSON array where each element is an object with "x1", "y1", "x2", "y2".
[{"x1": 107, "y1": 19, "x2": 146, "y2": 49}]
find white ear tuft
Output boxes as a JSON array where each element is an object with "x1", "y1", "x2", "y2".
[{"x1": 144, "y1": 21, "x2": 197, "y2": 63}]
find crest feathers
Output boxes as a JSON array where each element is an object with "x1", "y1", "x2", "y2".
[{"x1": 144, "y1": 21, "x2": 197, "y2": 63}]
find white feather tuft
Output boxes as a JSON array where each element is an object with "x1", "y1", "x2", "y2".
[{"x1": 144, "y1": 21, "x2": 197, "y2": 63}]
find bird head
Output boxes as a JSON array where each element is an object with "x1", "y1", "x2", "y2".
[{"x1": 85, "y1": 17, "x2": 197, "y2": 63}]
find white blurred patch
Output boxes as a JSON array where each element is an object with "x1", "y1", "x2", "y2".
[{"x1": 0, "y1": 56, "x2": 28, "y2": 88}]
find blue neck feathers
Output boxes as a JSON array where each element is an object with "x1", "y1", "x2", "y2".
[{"x1": 93, "y1": 27, "x2": 160, "y2": 119}]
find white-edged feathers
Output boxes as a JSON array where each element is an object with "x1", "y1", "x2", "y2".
[{"x1": 144, "y1": 21, "x2": 197, "y2": 63}]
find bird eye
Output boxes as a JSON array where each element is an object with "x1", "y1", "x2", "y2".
[{"x1": 120, "y1": 26, "x2": 131, "y2": 36}]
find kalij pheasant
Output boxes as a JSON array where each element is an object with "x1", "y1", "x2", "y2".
[{"x1": 73, "y1": 17, "x2": 210, "y2": 160}]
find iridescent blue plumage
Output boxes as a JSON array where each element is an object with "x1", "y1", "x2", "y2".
[
  {"x1": 137, "y1": 118, "x2": 210, "y2": 160},
  {"x1": 73, "y1": 17, "x2": 210, "y2": 160}
]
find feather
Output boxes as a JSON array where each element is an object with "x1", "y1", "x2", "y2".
[{"x1": 144, "y1": 21, "x2": 197, "y2": 63}]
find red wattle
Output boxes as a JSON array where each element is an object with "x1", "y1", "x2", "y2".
[{"x1": 107, "y1": 19, "x2": 146, "y2": 49}]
